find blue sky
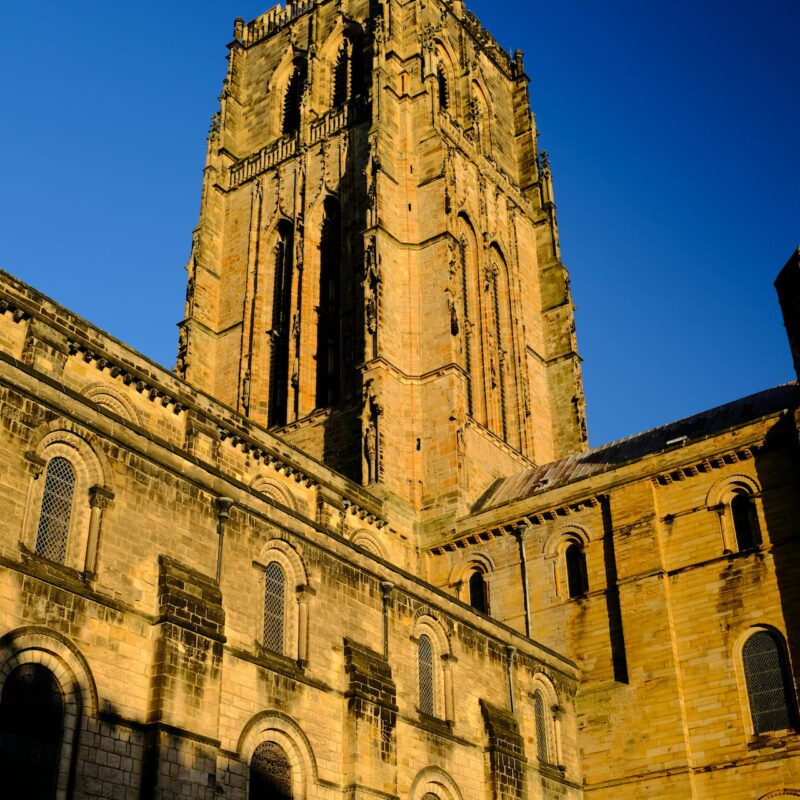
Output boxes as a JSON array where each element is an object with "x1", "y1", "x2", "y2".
[{"x1": 0, "y1": 0, "x2": 797, "y2": 447}]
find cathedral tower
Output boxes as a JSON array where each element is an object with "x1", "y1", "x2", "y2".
[{"x1": 179, "y1": 0, "x2": 587, "y2": 538}]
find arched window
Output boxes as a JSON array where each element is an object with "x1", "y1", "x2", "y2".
[
  {"x1": 731, "y1": 491, "x2": 759, "y2": 551},
  {"x1": 249, "y1": 741, "x2": 292, "y2": 800},
  {"x1": 315, "y1": 197, "x2": 342, "y2": 408},
  {"x1": 269, "y1": 221, "x2": 294, "y2": 427},
  {"x1": 533, "y1": 689, "x2": 550, "y2": 763},
  {"x1": 565, "y1": 542, "x2": 589, "y2": 598},
  {"x1": 35, "y1": 456, "x2": 75, "y2": 564},
  {"x1": 263, "y1": 561, "x2": 286, "y2": 655},
  {"x1": 468, "y1": 569, "x2": 489, "y2": 614},
  {"x1": 0, "y1": 663, "x2": 64, "y2": 798},
  {"x1": 282, "y1": 61, "x2": 307, "y2": 136},
  {"x1": 437, "y1": 64, "x2": 449, "y2": 111},
  {"x1": 332, "y1": 44, "x2": 349, "y2": 108},
  {"x1": 743, "y1": 631, "x2": 795, "y2": 734},
  {"x1": 418, "y1": 634, "x2": 435, "y2": 717}
]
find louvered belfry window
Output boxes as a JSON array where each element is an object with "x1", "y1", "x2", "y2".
[
  {"x1": 35, "y1": 457, "x2": 75, "y2": 564},
  {"x1": 743, "y1": 631, "x2": 794, "y2": 734},
  {"x1": 263, "y1": 562, "x2": 286, "y2": 654},
  {"x1": 534, "y1": 690, "x2": 550, "y2": 763},
  {"x1": 249, "y1": 741, "x2": 292, "y2": 800},
  {"x1": 418, "y1": 634, "x2": 435, "y2": 717}
]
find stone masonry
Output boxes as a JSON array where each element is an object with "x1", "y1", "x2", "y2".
[{"x1": 0, "y1": 1, "x2": 798, "y2": 800}]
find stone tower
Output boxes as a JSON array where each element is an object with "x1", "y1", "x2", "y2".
[{"x1": 179, "y1": 0, "x2": 587, "y2": 539}]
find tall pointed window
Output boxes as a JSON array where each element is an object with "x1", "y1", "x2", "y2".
[
  {"x1": 565, "y1": 542, "x2": 589, "y2": 598},
  {"x1": 332, "y1": 44, "x2": 349, "y2": 108},
  {"x1": 0, "y1": 663, "x2": 64, "y2": 799},
  {"x1": 249, "y1": 741, "x2": 292, "y2": 800},
  {"x1": 418, "y1": 634, "x2": 435, "y2": 717},
  {"x1": 263, "y1": 561, "x2": 286, "y2": 655},
  {"x1": 282, "y1": 61, "x2": 306, "y2": 136},
  {"x1": 316, "y1": 198, "x2": 342, "y2": 408},
  {"x1": 533, "y1": 689, "x2": 550, "y2": 763},
  {"x1": 35, "y1": 456, "x2": 75, "y2": 564},
  {"x1": 437, "y1": 64, "x2": 449, "y2": 111},
  {"x1": 731, "y1": 491, "x2": 759, "y2": 551},
  {"x1": 269, "y1": 222, "x2": 294, "y2": 427},
  {"x1": 743, "y1": 631, "x2": 795, "y2": 734}
]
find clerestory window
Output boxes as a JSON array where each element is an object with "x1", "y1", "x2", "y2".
[
  {"x1": 565, "y1": 541, "x2": 589, "y2": 598},
  {"x1": 731, "y1": 491, "x2": 759, "y2": 551}
]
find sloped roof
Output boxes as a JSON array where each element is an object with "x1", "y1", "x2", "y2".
[{"x1": 474, "y1": 383, "x2": 799, "y2": 512}]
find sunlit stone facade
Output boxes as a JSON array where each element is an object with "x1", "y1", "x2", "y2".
[{"x1": 0, "y1": 1, "x2": 799, "y2": 799}]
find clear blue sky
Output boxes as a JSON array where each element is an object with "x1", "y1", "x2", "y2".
[{"x1": 0, "y1": 0, "x2": 797, "y2": 447}]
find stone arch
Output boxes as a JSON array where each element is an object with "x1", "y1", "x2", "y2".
[
  {"x1": 457, "y1": 212, "x2": 486, "y2": 424},
  {"x1": 733, "y1": 624, "x2": 797, "y2": 737},
  {"x1": 315, "y1": 19, "x2": 366, "y2": 110},
  {"x1": 26, "y1": 426, "x2": 112, "y2": 573},
  {"x1": 265, "y1": 47, "x2": 308, "y2": 139},
  {"x1": 409, "y1": 765, "x2": 463, "y2": 800},
  {"x1": 528, "y1": 671, "x2": 563, "y2": 766},
  {"x1": 434, "y1": 38, "x2": 459, "y2": 115},
  {"x1": 0, "y1": 627, "x2": 98, "y2": 800},
  {"x1": 448, "y1": 552, "x2": 495, "y2": 613},
  {"x1": 545, "y1": 527, "x2": 591, "y2": 600},
  {"x1": 706, "y1": 474, "x2": 764, "y2": 552},
  {"x1": 256, "y1": 536, "x2": 310, "y2": 663},
  {"x1": 237, "y1": 711, "x2": 318, "y2": 800},
  {"x1": 350, "y1": 529, "x2": 386, "y2": 559},
  {"x1": 470, "y1": 78, "x2": 493, "y2": 154},
  {"x1": 81, "y1": 382, "x2": 141, "y2": 424},
  {"x1": 251, "y1": 476, "x2": 297, "y2": 511},
  {"x1": 760, "y1": 791, "x2": 800, "y2": 799},
  {"x1": 413, "y1": 613, "x2": 453, "y2": 721}
]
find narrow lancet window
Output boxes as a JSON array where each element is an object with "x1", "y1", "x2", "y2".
[
  {"x1": 316, "y1": 198, "x2": 342, "y2": 408},
  {"x1": 282, "y1": 61, "x2": 306, "y2": 136},
  {"x1": 437, "y1": 65, "x2": 449, "y2": 111},
  {"x1": 268, "y1": 222, "x2": 294, "y2": 427},
  {"x1": 35, "y1": 456, "x2": 75, "y2": 564},
  {"x1": 333, "y1": 45, "x2": 349, "y2": 108}
]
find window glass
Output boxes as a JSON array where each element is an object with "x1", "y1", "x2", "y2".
[
  {"x1": 533, "y1": 689, "x2": 549, "y2": 763},
  {"x1": 418, "y1": 634, "x2": 434, "y2": 716},
  {"x1": 743, "y1": 631, "x2": 793, "y2": 734},
  {"x1": 263, "y1": 562, "x2": 286, "y2": 654},
  {"x1": 35, "y1": 457, "x2": 75, "y2": 564}
]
